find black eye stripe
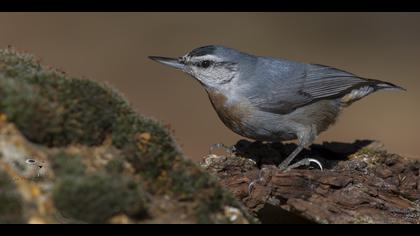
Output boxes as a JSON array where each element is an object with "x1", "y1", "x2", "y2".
[
  {"x1": 193, "y1": 60, "x2": 212, "y2": 68},
  {"x1": 202, "y1": 60, "x2": 211, "y2": 68},
  {"x1": 190, "y1": 60, "x2": 215, "y2": 68}
]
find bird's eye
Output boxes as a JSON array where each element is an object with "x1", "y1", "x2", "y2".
[{"x1": 200, "y1": 60, "x2": 211, "y2": 68}]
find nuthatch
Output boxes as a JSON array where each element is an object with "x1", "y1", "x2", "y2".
[{"x1": 149, "y1": 45, "x2": 405, "y2": 170}]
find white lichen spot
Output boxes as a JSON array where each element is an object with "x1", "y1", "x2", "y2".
[
  {"x1": 201, "y1": 154, "x2": 227, "y2": 168},
  {"x1": 224, "y1": 206, "x2": 242, "y2": 222}
]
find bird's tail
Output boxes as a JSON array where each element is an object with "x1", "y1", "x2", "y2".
[
  {"x1": 340, "y1": 79, "x2": 406, "y2": 107},
  {"x1": 371, "y1": 80, "x2": 406, "y2": 92}
]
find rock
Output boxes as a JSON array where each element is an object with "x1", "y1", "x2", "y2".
[
  {"x1": 0, "y1": 48, "x2": 255, "y2": 224},
  {"x1": 202, "y1": 140, "x2": 420, "y2": 224}
]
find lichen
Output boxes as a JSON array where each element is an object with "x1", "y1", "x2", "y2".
[{"x1": 350, "y1": 215, "x2": 375, "y2": 224}]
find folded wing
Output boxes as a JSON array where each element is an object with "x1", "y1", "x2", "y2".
[{"x1": 248, "y1": 62, "x2": 401, "y2": 114}]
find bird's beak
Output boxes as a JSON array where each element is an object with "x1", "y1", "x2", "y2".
[{"x1": 148, "y1": 56, "x2": 185, "y2": 70}]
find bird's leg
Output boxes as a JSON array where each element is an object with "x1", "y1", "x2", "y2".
[
  {"x1": 209, "y1": 143, "x2": 236, "y2": 156},
  {"x1": 277, "y1": 145, "x2": 304, "y2": 170},
  {"x1": 278, "y1": 126, "x2": 322, "y2": 171}
]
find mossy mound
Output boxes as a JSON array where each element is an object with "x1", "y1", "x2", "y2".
[{"x1": 0, "y1": 48, "x2": 254, "y2": 224}]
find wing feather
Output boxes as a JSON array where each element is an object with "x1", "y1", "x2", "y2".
[{"x1": 249, "y1": 62, "x2": 377, "y2": 114}]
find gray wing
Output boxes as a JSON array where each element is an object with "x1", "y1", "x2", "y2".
[{"x1": 246, "y1": 60, "x2": 377, "y2": 114}]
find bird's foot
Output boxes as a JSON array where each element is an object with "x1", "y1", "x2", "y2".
[
  {"x1": 248, "y1": 167, "x2": 269, "y2": 195},
  {"x1": 279, "y1": 158, "x2": 323, "y2": 172},
  {"x1": 209, "y1": 143, "x2": 236, "y2": 156}
]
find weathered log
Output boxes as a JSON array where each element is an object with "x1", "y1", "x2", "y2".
[{"x1": 202, "y1": 140, "x2": 420, "y2": 224}]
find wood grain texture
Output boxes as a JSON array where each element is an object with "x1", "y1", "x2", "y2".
[{"x1": 202, "y1": 140, "x2": 420, "y2": 224}]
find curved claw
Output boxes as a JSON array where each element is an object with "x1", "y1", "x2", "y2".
[
  {"x1": 285, "y1": 157, "x2": 324, "y2": 171},
  {"x1": 248, "y1": 181, "x2": 257, "y2": 196},
  {"x1": 248, "y1": 167, "x2": 269, "y2": 195},
  {"x1": 307, "y1": 158, "x2": 323, "y2": 171}
]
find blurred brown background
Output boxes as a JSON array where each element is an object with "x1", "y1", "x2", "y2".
[{"x1": 0, "y1": 13, "x2": 418, "y2": 161}]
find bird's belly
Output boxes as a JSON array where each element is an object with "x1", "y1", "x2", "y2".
[
  {"x1": 208, "y1": 91, "x2": 341, "y2": 142},
  {"x1": 237, "y1": 100, "x2": 341, "y2": 141},
  {"x1": 218, "y1": 112, "x2": 297, "y2": 141},
  {"x1": 207, "y1": 91, "x2": 297, "y2": 141},
  {"x1": 234, "y1": 112, "x2": 298, "y2": 141}
]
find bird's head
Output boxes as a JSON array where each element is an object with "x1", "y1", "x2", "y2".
[{"x1": 149, "y1": 45, "x2": 249, "y2": 90}]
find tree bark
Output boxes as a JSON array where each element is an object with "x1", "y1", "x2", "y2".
[{"x1": 202, "y1": 140, "x2": 420, "y2": 224}]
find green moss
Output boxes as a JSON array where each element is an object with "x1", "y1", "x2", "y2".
[
  {"x1": 112, "y1": 99, "x2": 181, "y2": 176},
  {"x1": 169, "y1": 162, "x2": 216, "y2": 198},
  {"x1": 53, "y1": 172, "x2": 148, "y2": 223},
  {"x1": 0, "y1": 48, "x2": 254, "y2": 224},
  {"x1": 0, "y1": 171, "x2": 24, "y2": 223},
  {"x1": 105, "y1": 159, "x2": 125, "y2": 174},
  {"x1": 0, "y1": 73, "x2": 112, "y2": 146},
  {"x1": 51, "y1": 152, "x2": 86, "y2": 177},
  {"x1": 194, "y1": 186, "x2": 242, "y2": 224},
  {"x1": 51, "y1": 152, "x2": 149, "y2": 223},
  {"x1": 0, "y1": 48, "x2": 181, "y2": 180}
]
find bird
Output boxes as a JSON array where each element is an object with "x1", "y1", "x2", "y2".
[{"x1": 149, "y1": 45, "x2": 405, "y2": 171}]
